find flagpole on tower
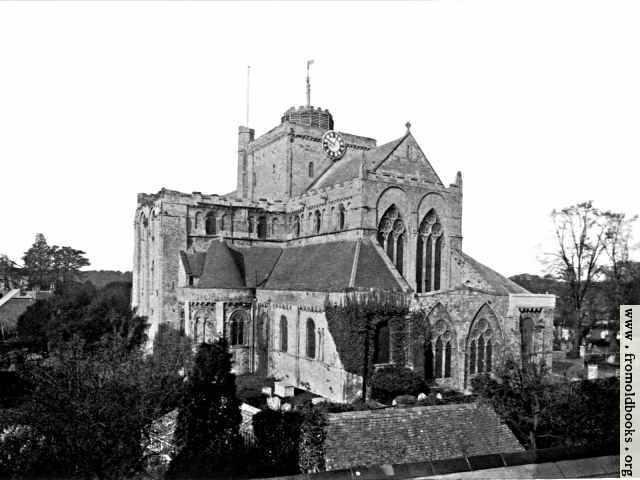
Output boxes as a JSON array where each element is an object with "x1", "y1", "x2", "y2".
[
  {"x1": 246, "y1": 65, "x2": 251, "y2": 126},
  {"x1": 306, "y1": 59, "x2": 314, "y2": 107}
]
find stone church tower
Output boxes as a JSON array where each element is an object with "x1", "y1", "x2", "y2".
[{"x1": 133, "y1": 98, "x2": 554, "y2": 401}]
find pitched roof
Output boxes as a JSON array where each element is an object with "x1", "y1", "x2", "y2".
[
  {"x1": 324, "y1": 402, "x2": 524, "y2": 471},
  {"x1": 187, "y1": 238, "x2": 402, "y2": 293},
  {"x1": 460, "y1": 252, "x2": 530, "y2": 295},
  {"x1": 197, "y1": 240, "x2": 245, "y2": 289},
  {"x1": 179, "y1": 251, "x2": 206, "y2": 277},
  {"x1": 309, "y1": 135, "x2": 407, "y2": 191},
  {"x1": 227, "y1": 245, "x2": 282, "y2": 288}
]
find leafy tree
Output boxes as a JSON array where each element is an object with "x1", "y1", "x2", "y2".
[
  {"x1": 17, "y1": 281, "x2": 146, "y2": 353},
  {"x1": 7, "y1": 337, "x2": 154, "y2": 479},
  {"x1": 168, "y1": 340, "x2": 242, "y2": 479},
  {"x1": 549, "y1": 201, "x2": 624, "y2": 351},
  {"x1": 51, "y1": 245, "x2": 90, "y2": 286},
  {"x1": 22, "y1": 234, "x2": 53, "y2": 289},
  {"x1": 21, "y1": 234, "x2": 90, "y2": 290},
  {"x1": 471, "y1": 359, "x2": 618, "y2": 450},
  {"x1": 0, "y1": 254, "x2": 22, "y2": 290}
]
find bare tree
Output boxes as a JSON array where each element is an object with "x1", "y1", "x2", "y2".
[{"x1": 550, "y1": 201, "x2": 610, "y2": 351}]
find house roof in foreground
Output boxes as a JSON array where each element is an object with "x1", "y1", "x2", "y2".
[{"x1": 324, "y1": 402, "x2": 524, "y2": 471}]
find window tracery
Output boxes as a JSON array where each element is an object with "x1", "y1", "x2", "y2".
[
  {"x1": 467, "y1": 318, "x2": 493, "y2": 375},
  {"x1": 416, "y1": 209, "x2": 443, "y2": 293},
  {"x1": 425, "y1": 319, "x2": 453, "y2": 380},
  {"x1": 377, "y1": 205, "x2": 405, "y2": 274}
]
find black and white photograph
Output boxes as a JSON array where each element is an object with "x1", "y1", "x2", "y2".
[{"x1": 0, "y1": 1, "x2": 637, "y2": 478}]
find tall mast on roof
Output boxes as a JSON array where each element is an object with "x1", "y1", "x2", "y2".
[
  {"x1": 246, "y1": 65, "x2": 251, "y2": 126},
  {"x1": 306, "y1": 59, "x2": 314, "y2": 107}
]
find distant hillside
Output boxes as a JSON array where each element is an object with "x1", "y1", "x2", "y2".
[
  {"x1": 81, "y1": 270, "x2": 132, "y2": 289},
  {"x1": 509, "y1": 273, "x2": 565, "y2": 296}
]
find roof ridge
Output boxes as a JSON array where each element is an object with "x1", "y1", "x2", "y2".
[
  {"x1": 370, "y1": 132, "x2": 410, "y2": 172},
  {"x1": 348, "y1": 239, "x2": 361, "y2": 288}
]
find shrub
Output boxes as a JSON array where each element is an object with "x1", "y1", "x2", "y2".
[
  {"x1": 252, "y1": 409, "x2": 303, "y2": 476},
  {"x1": 167, "y1": 340, "x2": 242, "y2": 479},
  {"x1": 370, "y1": 365, "x2": 428, "y2": 404}
]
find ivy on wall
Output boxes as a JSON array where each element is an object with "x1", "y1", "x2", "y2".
[{"x1": 325, "y1": 291, "x2": 412, "y2": 399}]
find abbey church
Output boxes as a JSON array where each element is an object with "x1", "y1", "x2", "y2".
[{"x1": 132, "y1": 90, "x2": 555, "y2": 402}]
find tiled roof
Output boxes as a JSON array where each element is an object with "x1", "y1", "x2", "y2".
[
  {"x1": 324, "y1": 402, "x2": 524, "y2": 471},
  {"x1": 179, "y1": 251, "x2": 206, "y2": 277},
  {"x1": 355, "y1": 240, "x2": 404, "y2": 291},
  {"x1": 263, "y1": 241, "x2": 356, "y2": 291},
  {"x1": 310, "y1": 135, "x2": 407, "y2": 191},
  {"x1": 188, "y1": 238, "x2": 402, "y2": 293},
  {"x1": 228, "y1": 245, "x2": 283, "y2": 288},
  {"x1": 263, "y1": 238, "x2": 402, "y2": 292},
  {"x1": 197, "y1": 240, "x2": 245, "y2": 289},
  {"x1": 461, "y1": 252, "x2": 530, "y2": 295}
]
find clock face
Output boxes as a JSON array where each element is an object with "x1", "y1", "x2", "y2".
[{"x1": 322, "y1": 130, "x2": 347, "y2": 160}]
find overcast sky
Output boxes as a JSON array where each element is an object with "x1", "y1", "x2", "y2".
[{"x1": 1, "y1": 1, "x2": 639, "y2": 277}]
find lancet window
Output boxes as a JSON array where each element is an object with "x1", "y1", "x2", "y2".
[
  {"x1": 377, "y1": 205, "x2": 405, "y2": 275},
  {"x1": 306, "y1": 318, "x2": 316, "y2": 359},
  {"x1": 416, "y1": 209, "x2": 443, "y2": 293},
  {"x1": 280, "y1": 315, "x2": 288, "y2": 352},
  {"x1": 467, "y1": 318, "x2": 493, "y2": 375},
  {"x1": 373, "y1": 321, "x2": 390, "y2": 364},
  {"x1": 425, "y1": 320, "x2": 453, "y2": 380}
]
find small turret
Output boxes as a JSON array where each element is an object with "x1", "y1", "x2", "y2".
[{"x1": 281, "y1": 105, "x2": 334, "y2": 130}]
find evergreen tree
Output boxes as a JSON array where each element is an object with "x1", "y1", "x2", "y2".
[
  {"x1": 22, "y1": 234, "x2": 53, "y2": 289},
  {"x1": 168, "y1": 339, "x2": 242, "y2": 478}
]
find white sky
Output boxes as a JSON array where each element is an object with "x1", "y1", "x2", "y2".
[{"x1": 1, "y1": 1, "x2": 639, "y2": 277}]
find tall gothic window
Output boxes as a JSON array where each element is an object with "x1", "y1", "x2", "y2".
[
  {"x1": 229, "y1": 311, "x2": 246, "y2": 346},
  {"x1": 520, "y1": 317, "x2": 535, "y2": 365},
  {"x1": 338, "y1": 204, "x2": 346, "y2": 230},
  {"x1": 377, "y1": 205, "x2": 406, "y2": 275},
  {"x1": 373, "y1": 321, "x2": 390, "y2": 364},
  {"x1": 306, "y1": 318, "x2": 316, "y2": 359},
  {"x1": 467, "y1": 318, "x2": 493, "y2": 376},
  {"x1": 280, "y1": 315, "x2": 288, "y2": 352},
  {"x1": 313, "y1": 210, "x2": 321, "y2": 234},
  {"x1": 416, "y1": 209, "x2": 444, "y2": 293},
  {"x1": 205, "y1": 211, "x2": 217, "y2": 235},
  {"x1": 308, "y1": 162, "x2": 314, "y2": 178},
  {"x1": 424, "y1": 320, "x2": 453, "y2": 381}
]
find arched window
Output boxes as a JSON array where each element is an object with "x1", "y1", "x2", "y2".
[
  {"x1": 313, "y1": 210, "x2": 321, "y2": 234},
  {"x1": 467, "y1": 318, "x2": 494, "y2": 375},
  {"x1": 306, "y1": 318, "x2": 316, "y2": 359},
  {"x1": 308, "y1": 162, "x2": 314, "y2": 178},
  {"x1": 520, "y1": 317, "x2": 535, "y2": 365},
  {"x1": 280, "y1": 315, "x2": 288, "y2": 352},
  {"x1": 205, "y1": 211, "x2": 217, "y2": 235},
  {"x1": 194, "y1": 212, "x2": 202, "y2": 231},
  {"x1": 257, "y1": 216, "x2": 267, "y2": 239},
  {"x1": 373, "y1": 321, "x2": 390, "y2": 364},
  {"x1": 416, "y1": 209, "x2": 444, "y2": 293},
  {"x1": 271, "y1": 218, "x2": 278, "y2": 236},
  {"x1": 293, "y1": 215, "x2": 301, "y2": 236},
  {"x1": 377, "y1": 205, "x2": 405, "y2": 274},
  {"x1": 229, "y1": 310, "x2": 246, "y2": 346},
  {"x1": 338, "y1": 204, "x2": 346, "y2": 230},
  {"x1": 424, "y1": 319, "x2": 454, "y2": 380}
]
